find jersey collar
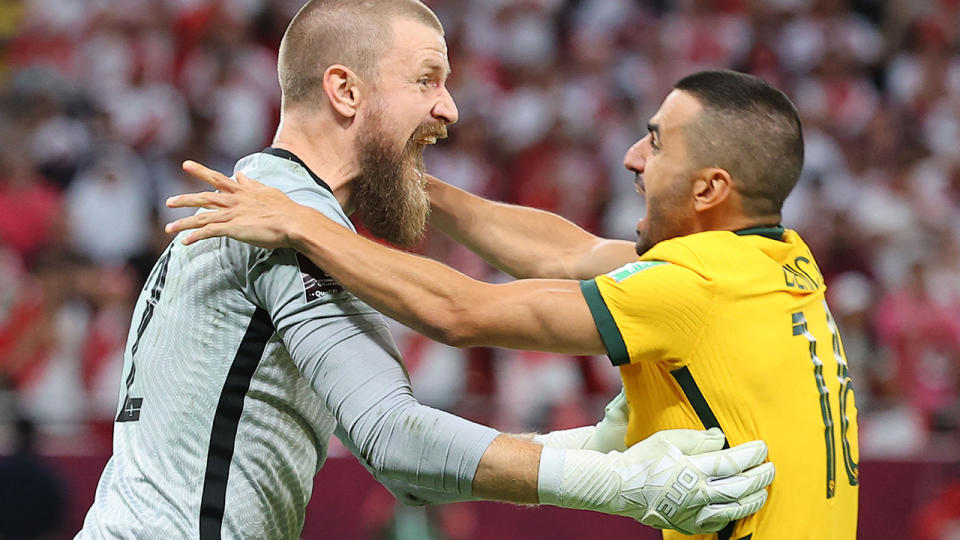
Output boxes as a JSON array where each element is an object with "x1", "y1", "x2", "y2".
[
  {"x1": 262, "y1": 147, "x2": 333, "y2": 194},
  {"x1": 733, "y1": 224, "x2": 785, "y2": 241}
]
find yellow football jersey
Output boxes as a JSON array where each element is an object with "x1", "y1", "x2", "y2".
[{"x1": 580, "y1": 227, "x2": 859, "y2": 540}]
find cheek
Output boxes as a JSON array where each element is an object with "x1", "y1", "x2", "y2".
[{"x1": 649, "y1": 175, "x2": 690, "y2": 216}]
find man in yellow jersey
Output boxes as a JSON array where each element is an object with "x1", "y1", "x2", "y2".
[{"x1": 166, "y1": 70, "x2": 858, "y2": 539}]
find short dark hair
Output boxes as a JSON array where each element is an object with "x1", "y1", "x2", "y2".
[
  {"x1": 278, "y1": 0, "x2": 443, "y2": 107},
  {"x1": 673, "y1": 70, "x2": 804, "y2": 217}
]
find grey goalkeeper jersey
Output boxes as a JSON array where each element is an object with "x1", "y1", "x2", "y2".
[{"x1": 78, "y1": 149, "x2": 498, "y2": 539}]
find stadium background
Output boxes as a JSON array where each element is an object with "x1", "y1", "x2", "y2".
[{"x1": 0, "y1": 0, "x2": 958, "y2": 538}]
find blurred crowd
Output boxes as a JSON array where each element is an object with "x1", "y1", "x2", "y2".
[{"x1": 0, "y1": 0, "x2": 959, "y2": 462}]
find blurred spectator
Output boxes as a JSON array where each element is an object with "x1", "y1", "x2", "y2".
[
  {"x1": 0, "y1": 149, "x2": 62, "y2": 261},
  {"x1": 876, "y1": 263, "x2": 960, "y2": 432},
  {"x1": 65, "y1": 147, "x2": 152, "y2": 265},
  {"x1": 0, "y1": 251, "x2": 91, "y2": 429}
]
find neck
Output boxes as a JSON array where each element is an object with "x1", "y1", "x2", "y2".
[
  {"x1": 696, "y1": 210, "x2": 781, "y2": 235},
  {"x1": 271, "y1": 108, "x2": 359, "y2": 210}
]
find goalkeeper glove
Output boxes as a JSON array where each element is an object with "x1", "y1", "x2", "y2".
[
  {"x1": 537, "y1": 427, "x2": 774, "y2": 534},
  {"x1": 533, "y1": 388, "x2": 629, "y2": 452}
]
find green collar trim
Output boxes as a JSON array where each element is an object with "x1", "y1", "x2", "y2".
[{"x1": 733, "y1": 225, "x2": 785, "y2": 241}]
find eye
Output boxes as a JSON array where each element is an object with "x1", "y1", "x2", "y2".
[{"x1": 650, "y1": 137, "x2": 660, "y2": 153}]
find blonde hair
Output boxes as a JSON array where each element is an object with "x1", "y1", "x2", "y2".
[{"x1": 278, "y1": 0, "x2": 443, "y2": 107}]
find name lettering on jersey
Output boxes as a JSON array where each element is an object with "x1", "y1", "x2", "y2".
[
  {"x1": 608, "y1": 261, "x2": 667, "y2": 283},
  {"x1": 782, "y1": 256, "x2": 823, "y2": 291},
  {"x1": 296, "y1": 253, "x2": 343, "y2": 301}
]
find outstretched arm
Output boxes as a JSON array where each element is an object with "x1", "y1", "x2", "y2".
[
  {"x1": 168, "y1": 164, "x2": 606, "y2": 355},
  {"x1": 426, "y1": 176, "x2": 637, "y2": 280}
]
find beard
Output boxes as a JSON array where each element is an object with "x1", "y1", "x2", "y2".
[
  {"x1": 352, "y1": 116, "x2": 447, "y2": 248},
  {"x1": 634, "y1": 222, "x2": 656, "y2": 256},
  {"x1": 634, "y1": 177, "x2": 693, "y2": 256}
]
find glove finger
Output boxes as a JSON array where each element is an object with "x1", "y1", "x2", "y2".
[
  {"x1": 695, "y1": 487, "x2": 769, "y2": 532},
  {"x1": 699, "y1": 462, "x2": 775, "y2": 504},
  {"x1": 653, "y1": 427, "x2": 726, "y2": 455},
  {"x1": 688, "y1": 439, "x2": 768, "y2": 477},
  {"x1": 605, "y1": 389, "x2": 630, "y2": 424}
]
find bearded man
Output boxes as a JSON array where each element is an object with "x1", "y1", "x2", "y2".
[{"x1": 77, "y1": 3, "x2": 774, "y2": 539}]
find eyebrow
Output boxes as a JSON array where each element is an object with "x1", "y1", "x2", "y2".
[{"x1": 421, "y1": 58, "x2": 451, "y2": 78}]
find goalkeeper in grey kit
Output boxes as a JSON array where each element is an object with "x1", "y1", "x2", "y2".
[{"x1": 77, "y1": 1, "x2": 773, "y2": 538}]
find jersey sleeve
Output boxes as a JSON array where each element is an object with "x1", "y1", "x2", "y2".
[
  {"x1": 217, "y1": 209, "x2": 498, "y2": 502},
  {"x1": 218, "y1": 236, "x2": 398, "y2": 377},
  {"x1": 579, "y1": 260, "x2": 711, "y2": 367},
  {"x1": 214, "y1": 167, "x2": 395, "y2": 375}
]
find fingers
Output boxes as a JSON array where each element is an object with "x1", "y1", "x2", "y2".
[
  {"x1": 183, "y1": 223, "x2": 231, "y2": 245},
  {"x1": 604, "y1": 389, "x2": 629, "y2": 423},
  {"x1": 653, "y1": 427, "x2": 726, "y2": 455},
  {"x1": 165, "y1": 210, "x2": 231, "y2": 236},
  {"x1": 699, "y1": 462, "x2": 775, "y2": 505},
  {"x1": 688, "y1": 439, "x2": 768, "y2": 478},
  {"x1": 182, "y1": 160, "x2": 236, "y2": 192},
  {"x1": 235, "y1": 172, "x2": 261, "y2": 186},
  {"x1": 166, "y1": 192, "x2": 231, "y2": 210},
  {"x1": 583, "y1": 389, "x2": 629, "y2": 452},
  {"x1": 708, "y1": 461, "x2": 775, "y2": 491},
  {"x1": 694, "y1": 487, "x2": 769, "y2": 533}
]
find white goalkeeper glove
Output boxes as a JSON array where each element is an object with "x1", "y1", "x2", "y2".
[
  {"x1": 537, "y1": 427, "x2": 774, "y2": 534},
  {"x1": 533, "y1": 389, "x2": 629, "y2": 452}
]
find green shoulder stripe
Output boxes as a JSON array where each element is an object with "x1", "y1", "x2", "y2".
[{"x1": 579, "y1": 279, "x2": 630, "y2": 366}]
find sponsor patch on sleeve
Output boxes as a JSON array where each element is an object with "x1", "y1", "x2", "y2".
[
  {"x1": 606, "y1": 260, "x2": 667, "y2": 283},
  {"x1": 296, "y1": 252, "x2": 343, "y2": 301}
]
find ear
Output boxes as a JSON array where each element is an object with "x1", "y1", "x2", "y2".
[
  {"x1": 322, "y1": 65, "x2": 363, "y2": 119},
  {"x1": 692, "y1": 168, "x2": 733, "y2": 212}
]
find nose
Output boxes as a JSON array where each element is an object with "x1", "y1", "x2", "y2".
[
  {"x1": 433, "y1": 85, "x2": 459, "y2": 126},
  {"x1": 622, "y1": 135, "x2": 650, "y2": 174}
]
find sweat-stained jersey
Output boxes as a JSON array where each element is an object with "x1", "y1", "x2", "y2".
[
  {"x1": 580, "y1": 227, "x2": 859, "y2": 540},
  {"x1": 77, "y1": 149, "x2": 496, "y2": 539}
]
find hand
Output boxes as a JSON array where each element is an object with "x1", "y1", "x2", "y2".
[
  {"x1": 534, "y1": 389, "x2": 629, "y2": 452},
  {"x1": 605, "y1": 428, "x2": 773, "y2": 533},
  {"x1": 540, "y1": 428, "x2": 774, "y2": 534},
  {"x1": 583, "y1": 388, "x2": 629, "y2": 452},
  {"x1": 164, "y1": 160, "x2": 308, "y2": 249}
]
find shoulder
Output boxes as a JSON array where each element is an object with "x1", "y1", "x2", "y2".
[
  {"x1": 234, "y1": 152, "x2": 354, "y2": 231},
  {"x1": 644, "y1": 230, "x2": 785, "y2": 279},
  {"x1": 644, "y1": 232, "x2": 735, "y2": 268},
  {"x1": 589, "y1": 256, "x2": 709, "y2": 306}
]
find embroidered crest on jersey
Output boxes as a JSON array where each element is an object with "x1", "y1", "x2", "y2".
[
  {"x1": 607, "y1": 261, "x2": 667, "y2": 283},
  {"x1": 296, "y1": 253, "x2": 343, "y2": 301}
]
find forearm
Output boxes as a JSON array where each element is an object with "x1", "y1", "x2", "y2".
[
  {"x1": 313, "y1": 331, "x2": 499, "y2": 499},
  {"x1": 427, "y1": 177, "x2": 632, "y2": 279},
  {"x1": 316, "y1": 333, "x2": 547, "y2": 505},
  {"x1": 473, "y1": 434, "x2": 540, "y2": 503},
  {"x1": 288, "y1": 209, "x2": 598, "y2": 352},
  {"x1": 289, "y1": 210, "x2": 481, "y2": 344}
]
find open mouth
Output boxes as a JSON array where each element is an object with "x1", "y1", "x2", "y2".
[{"x1": 411, "y1": 122, "x2": 447, "y2": 147}]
